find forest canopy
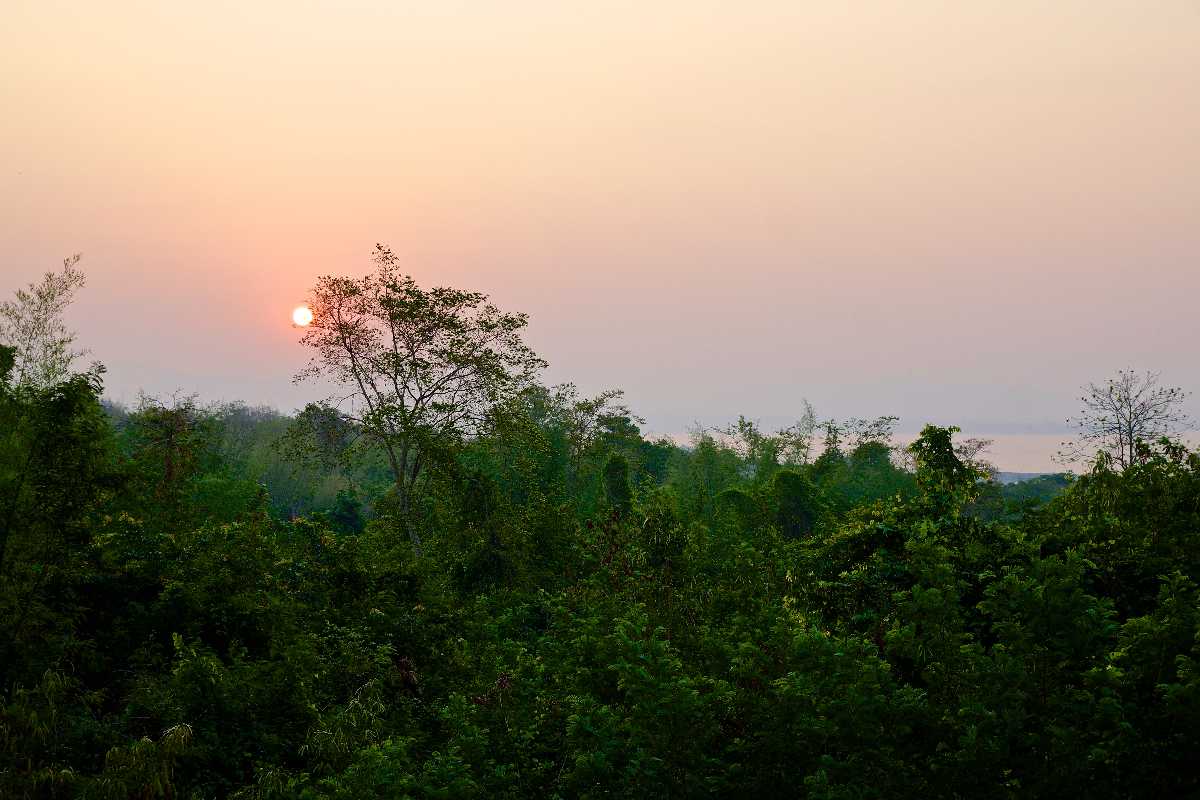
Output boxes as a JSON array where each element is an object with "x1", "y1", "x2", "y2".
[{"x1": 2, "y1": 259, "x2": 1198, "y2": 799}]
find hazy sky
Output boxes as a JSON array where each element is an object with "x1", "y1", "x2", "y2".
[{"x1": 3, "y1": 2, "x2": 1198, "y2": 469}]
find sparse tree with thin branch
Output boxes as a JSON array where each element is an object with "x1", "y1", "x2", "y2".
[
  {"x1": 0, "y1": 254, "x2": 88, "y2": 389},
  {"x1": 1058, "y1": 369, "x2": 1192, "y2": 471},
  {"x1": 294, "y1": 245, "x2": 547, "y2": 551}
]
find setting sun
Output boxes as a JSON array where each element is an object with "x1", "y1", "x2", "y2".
[
  {"x1": 6, "y1": 3, "x2": 1200, "y2": 792},
  {"x1": 292, "y1": 305, "x2": 313, "y2": 326}
]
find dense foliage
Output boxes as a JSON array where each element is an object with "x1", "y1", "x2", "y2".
[{"x1": 3, "y1": 331, "x2": 1198, "y2": 797}]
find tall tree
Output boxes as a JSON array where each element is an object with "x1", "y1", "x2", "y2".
[
  {"x1": 0, "y1": 254, "x2": 87, "y2": 389},
  {"x1": 551, "y1": 383, "x2": 640, "y2": 466},
  {"x1": 0, "y1": 345, "x2": 112, "y2": 672},
  {"x1": 1060, "y1": 370, "x2": 1192, "y2": 471},
  {"x1": 295, "y1": 245, "x2": 546, "y2": 549}
]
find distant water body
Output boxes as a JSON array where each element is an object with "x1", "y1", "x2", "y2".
[
  {"x1": 897, "y1": 434, "x2": 1068, "y2": 474},
  {"x1": 653, "y1": 431, "x2": 1200, "y2": 475},
  {"x1": 923, "y1": 431, "x2": 1200, "y2": 474}
]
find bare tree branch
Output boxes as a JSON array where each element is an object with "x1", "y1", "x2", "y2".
[{"x1": 1058, "y1": 369, "x2": 1192, "y2": 471}]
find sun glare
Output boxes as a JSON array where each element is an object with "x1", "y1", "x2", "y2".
[{"x1": 292, "y1": 305, "x2": 313, "y2": 326}]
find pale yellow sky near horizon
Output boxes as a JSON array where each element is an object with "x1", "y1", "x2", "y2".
[{"x1": 2, "y1": 2, "x2": 1198, "y2": 471}]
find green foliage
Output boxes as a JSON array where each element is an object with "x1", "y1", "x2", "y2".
[
  {"x1": 602, "y1": 454, "x2": 633, "y2": 516},
  {"x1": 772, "y1": 469, "x2": 824, "y2": 539},
  {"x1": 5, "y1": 267, "x2": 1200, "y2": 797},
  {"x1": 293, "y1": 245, "x2": 548, "y2": 552},
  {"x1": 0, "y1": 254, "x2": 88, "y2": 389},
  {"x1": 910, "y1": 424, "x2": 982, "y2": 504}
]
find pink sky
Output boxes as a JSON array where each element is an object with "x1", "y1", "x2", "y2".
[{"x1": 3, "y1": 2, "x2": 1198, "y2": 470}]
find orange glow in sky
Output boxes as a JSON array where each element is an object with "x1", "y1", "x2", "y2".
[{"x1": 2, "y1": 1, "x2": 1198, "y2": 471}]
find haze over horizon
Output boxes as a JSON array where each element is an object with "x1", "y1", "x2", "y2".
[{"x1": 4, "y1": 2, "x2": 1198, "y2": 470}]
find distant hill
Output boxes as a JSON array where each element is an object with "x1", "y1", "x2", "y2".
[{"x1": 995, "y1": 471, "x2": 1063, "y2": 485}]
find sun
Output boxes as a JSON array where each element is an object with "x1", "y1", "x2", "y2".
[{"x1": 292, "y1": 305, "x2": 313, "y2": 326}]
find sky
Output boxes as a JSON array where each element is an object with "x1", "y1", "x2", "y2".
[{"x1": 2, "y1": 1, "x2": 1198, "y2": 470}]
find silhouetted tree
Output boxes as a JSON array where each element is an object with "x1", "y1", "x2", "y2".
[
  {"x1": 294, "y1": 244, "x2": 546, "y2": 550},
  {"x1": 603, "y1": 453, "x2": 633, "y2": 515},
  {"x1": 1060, "y1": 369, "x2": 1192, "y2": 470}
]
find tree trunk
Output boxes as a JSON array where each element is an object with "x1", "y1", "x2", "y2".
[
  {"x1": 397, "y1": 481, "x2": 423, "y2": 556},
  {"x1": 383, "y1": 444, "x2": 423, "y2": 556}
]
